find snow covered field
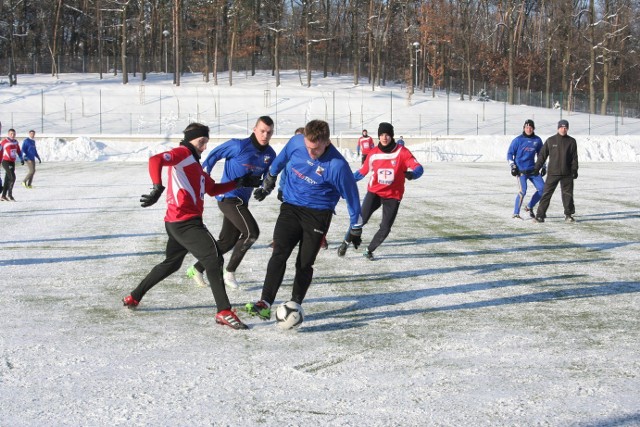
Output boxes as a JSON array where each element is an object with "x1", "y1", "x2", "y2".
[
  {"x1": 1, "y1": 71, "x2": 639, "y2": 425},
  {"x1": 1, "y1": 158, "x2": 639, "y2": 425}
]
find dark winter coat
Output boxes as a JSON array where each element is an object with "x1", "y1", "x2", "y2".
[{"x1": 535, "y1": 133, "x2": 578, "y2": 177}]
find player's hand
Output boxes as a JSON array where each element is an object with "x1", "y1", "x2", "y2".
[
  {"x1": 572, "y1": 171, "x2": 578, "y2": 179},
  {"x1": 20, "y1": 160, "x2": 24, "y2": 166},
  {"x1": 234, "y1": 172, "x2": 262, "y2": 188},
  {"x1": 540, "y1": 167, "x2": 546, "y2": 177},
  {"x1": 253, "y1": 188, "x2": 268, "y2": 202},
  {"x1": 262, "y1": 173, "x2": 277, "y2": 193},
  {"x1": 140, "y1": 184, "x2": 165, "y2": 207},
  {"x1": 349, "y1": 227, "x2": 363, "y2": 250},
  {"x1": 510, "y1": 164, "x2": 519, "y2": 177},
  {"x1": 404, "y1": 171, "x2": 414, "y2": 180}
]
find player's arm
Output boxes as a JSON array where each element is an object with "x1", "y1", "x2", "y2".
[{"x1": 202, "y1": 139, "x2": 235, "y2": 174}]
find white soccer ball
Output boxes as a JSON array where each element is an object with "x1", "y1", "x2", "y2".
[{"x1": 275, "y1": 301, "x2": 304, "y2": 330}]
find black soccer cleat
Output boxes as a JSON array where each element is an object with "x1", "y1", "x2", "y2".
[
  {"x1": 525, "y1": 206, "x2": 535, "y2": 218},
  {"x1": 337, "y1": 241, "x2": 348, "y2": 257}
]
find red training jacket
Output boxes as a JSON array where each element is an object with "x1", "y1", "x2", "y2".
[
  {"x1": 148, "y1": 145, "x2": 236, "y2": 222},
  {"x1": 357, "y1": 144, "x2": 422, "y2": 200}
]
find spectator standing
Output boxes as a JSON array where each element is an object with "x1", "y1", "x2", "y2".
[
  {"x1": 21, "y1": 130, "x2": 42, "y2": 189},
  {"x1": 534, "y1": 120, "x2": 579, "y2": 223},
  {"x1": 506, "y1": 119, "x2": 545, "y2": 219},
  {"x1": 1, "y1": 128, "x2": 24, "y2": 201}
]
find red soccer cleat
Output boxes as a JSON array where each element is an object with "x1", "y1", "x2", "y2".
[
  {"x1": 215, "y1": 309, "x2": 249, "y2": 330},
  {"x1": 122, "y1": 295, "x2": 140, "y2": 308}
]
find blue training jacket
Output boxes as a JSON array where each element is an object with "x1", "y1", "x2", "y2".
[
  {"x1": 21, "y1": 138, "x2": 41, "y2": 162},
  {"x1": 270, "y1": 134, "x2": 363, "y2": 228},
  {"x1": 202, "y1": 136, "x2": 276, "y2": 203},
  {"x1": 507, "y1": 133, "x2": 543, "y2": 172}
]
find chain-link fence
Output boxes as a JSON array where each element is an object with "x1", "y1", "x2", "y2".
[{"x1": 2, "y1": 71, "x2": 639, "y2": 137}]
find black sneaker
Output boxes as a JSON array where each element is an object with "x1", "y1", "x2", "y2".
[
  {"x1": 320, "y1": 236, "x2": 329, "y2": 250},
  {"x1": 525, "y1": 206, "x2": 535, "y2": 218},
  {"x1": 565, "y1": 215, "x2": 575, "y2": 223},
  {"x1": 363, "y1": 250, "x2": 374, "y2": 260},
  {"x1": 337, "y1": 241, "x2": 348, "y2": 257},
  {"x1": 534, "y1": 217, "x2": 545, "y2": 223}
]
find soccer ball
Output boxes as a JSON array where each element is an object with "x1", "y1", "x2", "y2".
[{"x1": 275, "y1": 301, "x2": 304, "y2": 330}]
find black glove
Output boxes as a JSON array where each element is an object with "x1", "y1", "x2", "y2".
[
  {"x1": 140, "y1": 184, "x2": 165, "y2": 207},
  {"x1": 510, "y1": 164, "x2": 519, "y2": 177},
  {"x1": 38, "y1": 159, "x2": 42, "y2": 164},
  {"x1": 253, "y1": 188, "x2": 269, "y2": 202},
  {"x1": 404, "y1": 171, "x2": 414, "y2": 180},
  {"x1": 572, "y1": 171, "x2": 578, "y2": 179},
  {"x1": 20, "y1": 160, "x2": 24, "y2": 166},
  {"x1": 277, "y1": 189, "x2": 284, "y2": 202},
  {"x1": 349, "y1": 227, "x2": 363, "y2": 250},
  {"x1": 540, "y1": 167, "x2": 546, "y2": 177},
  {"x1": 262, "y1": 173, "x2": 277, "y2": 193},
  {"x1": 234, "y1": 172, "x2": 262, "y2": 188}
]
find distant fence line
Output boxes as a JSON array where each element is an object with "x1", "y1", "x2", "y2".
[{"x1": 2, "y1": 84, "x2": 639, "y2": 137}]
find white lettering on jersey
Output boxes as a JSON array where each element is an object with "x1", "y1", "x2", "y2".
[{"x1": 377, "y1": 168, "x2": 395, "y2": 185}]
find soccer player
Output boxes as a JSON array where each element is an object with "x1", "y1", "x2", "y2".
[
  {"x1": 187, "y1": 116, "x2": 276, "y2": 289},
  {"x1": 338, "y1": 122, "x2": 423, "y2": 260},
  {"x1": 246, "y1": 119, "x2": 363, "y2": 321},
  {"x1": 0, "y1": 128, "x2": 24, "y2": 201},
  {"x1": 506, "y1": 119, "x2": 545, "y2": 219},
  {"x1": 356, "y1": 129, "x2": 374, "y2": 165},
  {"x1": 122, "y1": 122, "x2": 261, "y2": 330}
]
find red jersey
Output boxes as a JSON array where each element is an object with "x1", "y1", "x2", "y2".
[
  {"x1": 358, "y1": 135, "x2": 375, "y2": 155},
  {"x1": 1, "y1": 138, "x2": 21, "y2": 162},
  {"x1": 148, "y1": 145, "x2": 236, "y2": 223},
  {"x1": 358, "y1": 144, "x2": 422, "y2": 200}
]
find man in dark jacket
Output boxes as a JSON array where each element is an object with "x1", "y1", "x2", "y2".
[{"x1": 533, "y1": 120, "x2": 579, "y2": 223}]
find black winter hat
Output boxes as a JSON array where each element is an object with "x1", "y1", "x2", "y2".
[
  {"x1": 523, "y1": 119, "x2": 535, "y2": 129},
  {"x1": 378, "y1": 122, "x2": 394, "y2": 138},
  {"x1": 558, "y1": 119, "x2": 569, "y2": 129}
]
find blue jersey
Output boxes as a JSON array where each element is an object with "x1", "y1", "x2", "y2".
[
  {"x1": 202, "y1": 136, "x2": 276, "y2": 203},
  {"x1": 271, "y1": 134, "x2": 363, "y2": 228},
  {"x1": 507, "y1": 133, "x2": 543, "y2": 172},
  {"x1": 21, "y1": 138, "x2": 41, "y2": 162}
]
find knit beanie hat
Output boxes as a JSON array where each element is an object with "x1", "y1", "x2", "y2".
[
  {"x1": 378, "y1": 122, "x2": 394, "y2": 138},
  {"x1": 523, "y1": 119, "x2": 535, "y2": 129},
  {"x1": 557, "y1": 119, "x2": 569, "y2": 129}
]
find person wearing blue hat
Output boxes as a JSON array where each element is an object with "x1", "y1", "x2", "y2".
[{"x1": 533, "y1": 120, "x2": 579, "y2": 223}]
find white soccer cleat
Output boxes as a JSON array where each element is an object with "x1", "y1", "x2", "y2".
[
  {"x1": 223, "y1": 270, "x2": 240, "y2": 289},
  {"x1": 186, "y1": 266, "x2": 207, "y2": 287}
]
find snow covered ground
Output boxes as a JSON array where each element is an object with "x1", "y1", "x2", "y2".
[
  {"x1": 1, "y1": 159, "x2": 639, "y2": 425},
  {"x1": 1, "y1": 71, "x2": 639, "y2": 425}
]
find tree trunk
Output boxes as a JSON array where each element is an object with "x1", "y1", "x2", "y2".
[
  {"x1": 139, "y1": 0, "x2": 146, "y2": 81},
  {"x1": 588, "y1": 0, "x2": 595, "y2": 114},
  {"x1": 51, "y1": 0, "x2": 63, "y2": 77},
  {"x1": 228, "y1": 6, "x2": 237, "y2": 86},
  {"x1": 121, "y1": 4, "x2": 128, "y2": 85},
  {"x1": 97, "y1": 0, "x2": 103, "y2": 79},
  {"x1": 173, "y1": 0, "x2": 180, "y2": 86}
]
